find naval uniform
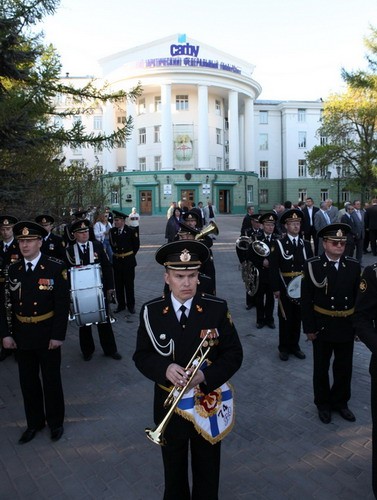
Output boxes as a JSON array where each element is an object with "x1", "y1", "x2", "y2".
[
  {"x1": 66, "y1": 240, "x2": 119, "y2": 357},
  {"x1": 301, "y1": 254, "x2": 360, "y2": 412},
  {"x1": 5, "y1": 255, "x2": 70, "y2": 430},
  {"x1": 133, "y1": 293, "x2": 243, "y2": 500},
  {"x1": 41, "y1": 232, "x2": 66, "y2": 260},
  {"x1": 270, "y1": 235, "x2": 313, "y2": 354},
  {"x1": 109, "y1": 225, "x2": 140, "y2": 312},
  {"x1": 353, "y1": 263, "x2": 377, "y2": 497}
]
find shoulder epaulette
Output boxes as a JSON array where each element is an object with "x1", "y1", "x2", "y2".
[
  {"x1": 344, "y1": 256, "x2": 359, "y2": 264},
  {"x1": 307, "y1": 256, "x2": 321, "y2": 263},
  {"x1": 201, "y1": 294, "x2": 226, "y2": 304},
  {"x1": 145, "y1": 296, "x2": 165, "y2": 307},
  {"x1": 47, "y1": 256, "x2": 64, "y2": 265}
]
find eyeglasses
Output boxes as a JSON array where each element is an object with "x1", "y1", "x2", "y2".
[{"x1": 327, "y1": 240, "x2": 346, "y2": 247}]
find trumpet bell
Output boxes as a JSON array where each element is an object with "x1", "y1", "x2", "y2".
[
  {"x1": 145, "y1": 427, "x2": 167, "y2": 446},
  {"x1": 195, "y1": 221, "x2": 219, "y2": 240}
]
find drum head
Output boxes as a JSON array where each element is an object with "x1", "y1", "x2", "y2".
[{"x1": 287, "y1": 275, "x2": 302, "y2": 299}]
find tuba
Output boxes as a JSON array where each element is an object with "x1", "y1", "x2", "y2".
[
  {"x1": 145, "y1": 329, "x2": 218, "y2": 446},
  {"x1": 195, "y1": 221, "x2": 219, "y2": 240}
]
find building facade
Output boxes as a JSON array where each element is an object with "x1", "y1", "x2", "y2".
[{"x1": 55, "y1": 35, "x2": 351, "y2": 215}]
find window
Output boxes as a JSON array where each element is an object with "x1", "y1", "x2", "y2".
[
  {"x1": 139, "y1": 127, "x2": 146, "y2": 145},
  {"x1": 259, "y1": 133, "x2": 268, "y2": 151},
  {"x1": 154, "y1": 156, "x2": 161, "y2": 170},
  {"x1": 298, "y1": 159, "x2": 307, "y2": 177},
  {"x1": 93, "y1": 116, "x2": 102, "y2": 130},
  {"x1": 298, "y1": 131, "x2": 307, "y2": 148},
  {"x1": 298, "y1": 189, "x2": 307, "y2": 202},
  {"x1": 259, "y1": 189, "x2": 268, "y2": 204},
  {"x1": 320, "y1": 135, "x2": 328, "y2": 146},
  {"x1": 216, "y1": 157, "x2": 222, "y2": 170},
  {"x1": 117, "y1": 116, "x2": 126, "y2": 124},
  {"x1": 298, "y1": 109, "x2": 306, "y2": 122},
  {"x1": 215, "y1": 99, "x2": 221, "y2": 115},
  {"x1": 139, "y1": 157, "x2": 146, "y2": 170},
  {"x1": 259, "y1": 161, "x2": 269, "y2": 178},
  {"x1": 111, "y1": 190, "x2": 119, "y2": 205},
  {"x1": 176, "y1": 95, "x2": 189, "y2": 110},
  {"x1": 216, "y1": 128, "x2": 222, "y2": 145},
  {"x1": 224, "y1": 117, "x2": 229, "y2": 130},
  {"x1": 259, "y1": 111, "x2": 268, "y2": 124},
  {"x1": 154, "y1": 96, "x2": 161, "y2": 112},
  {"x1": 247, "y1": 185, "x2": 254, "y2": 204},
  {"x1": 320, "y1": 189, "x2": 329, "y2": 202},
  {"x1": 138, "y1": 98, "x2": 146, "y2": 114},
  {"x1": 342, "y1": 190, "x2": 350, "y2": 203},
  {"x1": 154, "y1": 125, "x2": 161, "y2": 143}
]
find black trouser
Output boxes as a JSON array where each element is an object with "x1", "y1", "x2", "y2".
[
  {"x1": 161, "y1": 424, "x2": 221, "y2": 500},
  {"x1": 312, "y1": 338, "x2": 354, "y2": 410},
  {"x1": 370, "y1": 229, "x2": 377, "y2": 255},
  {"x1": 17, "y1": 347, "x2": 64, "y2": 430},
  {"x1": 277, "y1": 293, "x2": 301, "y2": 353},
  {"x1": 113, "y1": 259, "x2": 136, "y2": 311},
  {"x1": 369, "y1": 358, "x2": 377, "y2": 498},
  {"x1": 79, "y1": 319, "x2": 118, "y2": 357},
  {"x1": 255, "y1": 282, "x2": 274, "y2": 324}
]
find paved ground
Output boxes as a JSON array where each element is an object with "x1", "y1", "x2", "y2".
[{"x1": 0, "y1": 215, "x2": 375, "y2": 499}]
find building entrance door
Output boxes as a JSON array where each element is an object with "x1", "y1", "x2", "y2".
[
  {"x1": 180, "y1": 189, "x2": 195, "y2": 210},
  {"x1": 219, "y1": 190, "x2": 230, "y2": 213},
  {"x1": 139, "y1": 190, "x2": 152, "y2": 214}
]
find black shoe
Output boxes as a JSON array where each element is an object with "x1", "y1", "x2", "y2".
[
  {"x1": 83, "y1": 354, "x2": 92, "y2": 361},
  {"x1": 109, "y1": 352, "x2": 122, "y2": 360},
  {"x1": 318, "y1": 409, "x2": 331, "y2": 424},
  {"x1": 266, "y1": 321, "x2": 276, "y2": 329},
  {"x1": 279, "y1": 352, "x2": 289, "y2": 361},
  {"x1": 114, "y1": 307, "x2": 125, "y2": 313},
  {"x1": 292, "y1": 350, "x2": 306, "y2": 360},
  {"x1": 50, "y1": 426, "x2": 64, "y2": 441},
  {"x1": 338, "y1": 408, "x2": 356, "y2": 422},
  {"x1": 19, "y1": 424, "x2": 45, "y2": 444},
  {"x1": 256, "y1": 322, "x2": 264, "y2": 329},
  {"x1": 128, "y1": 307, "x2": 135, "y2": 314}
]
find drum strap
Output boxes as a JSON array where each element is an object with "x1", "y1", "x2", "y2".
[{"x1": 73, "y1": 242, "x2": 95, "y2": 265}]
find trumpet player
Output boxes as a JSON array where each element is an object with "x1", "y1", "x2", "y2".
[{"x1": 133, "y1": 240, "x2": 243, "y2": 500}]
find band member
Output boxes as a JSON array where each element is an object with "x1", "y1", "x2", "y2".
[
  {"x1": 35, "y1": 214, "x2": 66, "y2": 260},
  {"x1": 66, "y1": 220, "x2": 122, "y2": 361},
  {"x1": 0, "y1": 215, "x2": 20, "y2": 361},
  {"x1": 247, "y1": 212, "x2": 279, "y2": 329},
  {"x1": 270, "y1": 209, "x2": 313, "y2": 361},
  {"x1": 109, "y1": 210, "x2": 140, "y2": 314},
  {"x1": 133, "y1": 240, "x2": 243, "y2": 500},
  {"x1": 301, "y1": 223, "x2": 360, "y2": 424},
  {"x1": 63, "y1": 210, "x2": 95, "y2": 246},
  {"x1": 353, "y1": 259, "x2": 377, "y2": 496},
  {"x1": 1, "y1": 221, "x2": 70, "y2": 443}
]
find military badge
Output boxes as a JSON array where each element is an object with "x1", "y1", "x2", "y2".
[
  {"x1": 196, "y1": 305, "x2": 203, "y2": 313},
  {"x1": 180, "y1": 249, "x2": 191, "y2": 262},
  {"x1": 62, "y1": 269, "x2": 68, "y2": 281},
  {"x1": 227, "y1": 310, "x2": 233, "y2": 325},
  {"x1": 359, "y1": 279, "x2": 367, "y2": 292},
  {"x1": 162, "y1": 306, "x2": 169, "y2": 314}
]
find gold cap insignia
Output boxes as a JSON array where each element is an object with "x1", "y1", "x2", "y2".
[
  {"x1": 3, "y1": 219, "x2": 9, "y2": 226},
  {"x1": 292, "y1": 213, "x2": 298, "y2": 219},
  {"x1": 80, "y1": 222, "x2": 86, "y2": 229},
  {"x1": 359, "y1": 279, "x2": 367, "y2": 292},
  {"x1": 22, "y1": 227, "x2": 30, "y2": 236},
  {"x1": 336, "y1": 229, "x2": 344, "y2": 237},
  {"x1": 180, "y1": 249, "x2": 191, "y2": 262},
  {"x1": 42, "y1": 218, "x2": 47, "y2": 224}
]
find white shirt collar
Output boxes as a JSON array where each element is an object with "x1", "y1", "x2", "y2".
[
  {"x1": 171, "y1": 294, "x2": 194, "y2": 316},
  {"x1": 24, "y1": 253, "x2": 42, "y2": 269}
]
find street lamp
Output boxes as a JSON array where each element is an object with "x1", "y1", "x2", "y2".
[{"x1": 336, "y1": 165, "x2": 341, "y2": 207}]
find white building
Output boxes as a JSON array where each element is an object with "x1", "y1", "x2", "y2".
[{"x1": 56, "y1": 35, "x2": 344, "y2": 215}]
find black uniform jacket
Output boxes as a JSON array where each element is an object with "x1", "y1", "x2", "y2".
[
  {"x1": 6, "y1": 255, "x2": 70, "y2": 349},
  {"x1": 0, "y1": 239, "x2": 21, "y2": 268},
  {"x1": 65, "y1": 240, "x2": 114, "y2": 292},
  {"x1": 301, "y1": 254, "x2": 361, "y2": 342},
  {"x1": 246, "y1": 233, "x2": 279, "y2": 285},
  {"x1": 133, "y1": 293, "x2": 243, "y2": 428},
  {"x1": 41, "y1": 233, "x2": 66, "y2": 260},
  {"x1": 109, "y1": 226, "x2": 140, "y2": 266},
  {"x1": 269, "y1": 236, "x2": 313, "y2": 292},
  {"x1": 354, "y1": 264, "x2": 377, "y2": 373}
]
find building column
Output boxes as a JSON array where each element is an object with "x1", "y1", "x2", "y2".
[
  {"x1": 244, "y1": 96, "x2": 254, "y2": 171},
  {"x1": 102, "y1": 101, "x2": 117, "y2": 172},
  {"x1": 161, "y1": 83, "x2": 173, "y2": 169},
  {"x1": 126, "y1": 99, "x2": 137, "y2": 170},
  {"x1": 198, "y1": 85, "x2": 209, "y2": 169},
  {"x1": 228, "y1": 90, "x2": 240, "y2": 170}
]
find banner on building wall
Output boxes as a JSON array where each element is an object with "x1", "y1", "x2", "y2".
[
  {"x1": 164, "y1": 184, "x2": 172, "y2": 195},
  {"x1": 173, "y1": 124, "x2": 194, "y2": 165},
  {"x1": 202, "y1": 183, "x2": 211, "y2": 195}
]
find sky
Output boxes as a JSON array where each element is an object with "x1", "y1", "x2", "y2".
[{"x1": 39, "y1": 0, "x2": 377, "y2": 101}]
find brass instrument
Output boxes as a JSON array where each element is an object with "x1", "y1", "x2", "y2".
[
  {"x1": 145, "y1": 329, "x2": 217, "y2": 446},
  {"x1": 235, "y1": 235, "x2": 252, "y2": 251},
  {"x1": 195, "y1": 221, "x2": 219, "y2": 240},
  {"x1": 237, "y1": 238, "x2": 270, "y2": 297}
]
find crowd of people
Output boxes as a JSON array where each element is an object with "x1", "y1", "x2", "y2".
[{"x1": 2, "y1": 197, "x2": 377, "y2": 498}]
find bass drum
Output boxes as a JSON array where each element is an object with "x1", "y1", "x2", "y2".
[
  {"x1": 287, "y1": 275, "x2": 302, "y2": 303},
  {"x1": 70, "y1": 264, "x2": 107, "y2": 327}
]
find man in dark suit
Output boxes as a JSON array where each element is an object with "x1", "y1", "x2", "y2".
[
  {"x1": 35, "y1": 214, "x2": 66, "y2": 260},
  {"x1": 66, "y1": 219, "x2": 121, "y2": 361},
  {"x1": 240, "y1": 205, "x2": 255, "y2": 236},
  {"x1": 340, "y1": 204, "x2": 357, "y2": 257},
  {"x1": 109, "y1": 210, "x2": 140, "y2": 314},
  {"x1": 353, "y1": 260, "x2": 377, "y2": 497},
  {"x1": 314, "y1": 201, "x2": 332, "y2": 255},
  {"x1": 301, "y1": 197, "x2": 319, "y2": 254},
  {"x1": 0, "y1": 215, "x2": 20, "y2": 361},
  {"x1": 351, "y1": 199, "x2": 364, "y2": 264},
  {"x1": 365, "y1": 198, "x2": 377, "y2": 256},
  {"x1": 133, "y1": 240, "x2": 243, "y2": 500},
  {"x1": 301, "y1": 223, "x2": 360, "y2": 425},
  {"x1": 270, "y1": 209, "x2": 313, "y2": 361},
  {"x1": 1, "y1": 221, "x2": 70, "y2": 443}
]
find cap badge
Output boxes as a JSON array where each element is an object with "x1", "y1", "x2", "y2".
[
  {"x1": 42, "y1": 218, "x2": 47, "y2": 223},
  {"x1": 22, "y1": 227, "x2": 29, "y2": 236},
  {"x1": 180, "y1": 249, "x2": 191, "y2": 262},
  {"x1": 292, "y1": 213, "x2": 298, "y2": 219},
  {"x1": 3, "y1": 219, "x2": 9, "y2": 225},
  {"x1": 80, "y1": 222, "x2": 86, "y2": 229},
  {"x1": 336, "y1": 229, "x2": 344, "y2": 237}
]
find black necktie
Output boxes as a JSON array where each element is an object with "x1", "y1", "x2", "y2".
[
  {"x1": 292, "y1": 238, "x2": 297, "y2": 249},
  {"x1": 82, "y1": 244, "x2": 88, "y2": 254},
  {"x1": 179, "y1": 305, "x2": 187, "y2": 328},
  {"x1": 329, "y1": 261, "x2": 338, "y2": 270},
  {"x1": 3, "y1": 244, "x2": 8, "y2": 252},
  {"x1": 26, "y1": 262, "x2": 33, "y2": 273}
]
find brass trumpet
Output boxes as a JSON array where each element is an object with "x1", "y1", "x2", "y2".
[
  {"x1": 195, "y1": 221, "x2": 219, "y2": 240},
  {"x1": 145, "y1": 329, "x2": 217, "y2": 446}
]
